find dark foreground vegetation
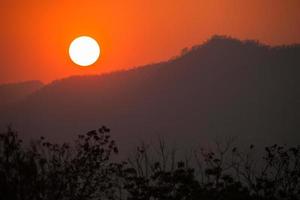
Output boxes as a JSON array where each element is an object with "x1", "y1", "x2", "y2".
[{"x1": 0, "y1": 127, "x2": 299, "y2": 200}]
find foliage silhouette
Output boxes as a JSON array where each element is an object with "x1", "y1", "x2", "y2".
[
  {"x1": 0, "y1": 127, "x2": 299, "y2": 200},
  {"x1": 0, "y1": 126, "x2": 118, "y2": 200}
]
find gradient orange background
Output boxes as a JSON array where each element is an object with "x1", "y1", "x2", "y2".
[{"x1": 1, "y1": 0, "x2": 299, "y2": 84}]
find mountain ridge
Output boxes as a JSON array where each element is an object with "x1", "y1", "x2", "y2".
[
  {"x1": 0, "y1": 80, "x2": 44, "y2": 110},
  {"x1": 0, "y1": 35, "x2": 299, "y2": 151},
  {"x1": 2, "y1": 35, "x2": 299, "y2": 96}
]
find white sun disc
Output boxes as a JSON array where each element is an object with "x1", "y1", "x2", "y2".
[{"x1": 69, "y1": 36, "x2": 100, "y2": 66}]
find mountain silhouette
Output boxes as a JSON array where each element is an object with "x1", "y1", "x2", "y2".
[
  {"x1": 0, "y1": 80, "x2": 43, "y2": 110},
  {"x1": 0, "y1": 36, "x2": 299, "y2": 151}
]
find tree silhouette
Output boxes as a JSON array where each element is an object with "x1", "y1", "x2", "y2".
[
  {"x1": 0, "y1": 126, "x2": 118, "y2": 200},
  {"x1": 0, "y1": 127, "x2": 299, "y2": 200}
]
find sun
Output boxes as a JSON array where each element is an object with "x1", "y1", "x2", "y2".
[{"x1": 69, "y1": 36, "x2": 100, "y2": 66}]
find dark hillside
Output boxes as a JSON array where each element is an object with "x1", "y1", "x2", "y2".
[{"x1": 0, "y1": 36, "x2": 299, "y2": 150}]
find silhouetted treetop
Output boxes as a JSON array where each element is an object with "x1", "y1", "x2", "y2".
[{"x1": 0, "y1": 127, "x2": 299, "y2": 200}]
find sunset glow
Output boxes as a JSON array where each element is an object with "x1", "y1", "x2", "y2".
[
  {"x1": 0, "y1": 0, "x2": 300, "y2": 83},
  {"x1": 0, "y1": 2, "x2": 299, "y2": 197}
]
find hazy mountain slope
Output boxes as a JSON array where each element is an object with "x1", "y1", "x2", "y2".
[
  {"x1": 0, "y1": 80, "x2": 43, "y2": 109},
  {"x1": 1, "y1": 36, "x2": 299, "y2": 150}
]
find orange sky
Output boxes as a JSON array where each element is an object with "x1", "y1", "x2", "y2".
[{"x1": 0, "y1": 0, "x2": 299, "y2": 84}]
